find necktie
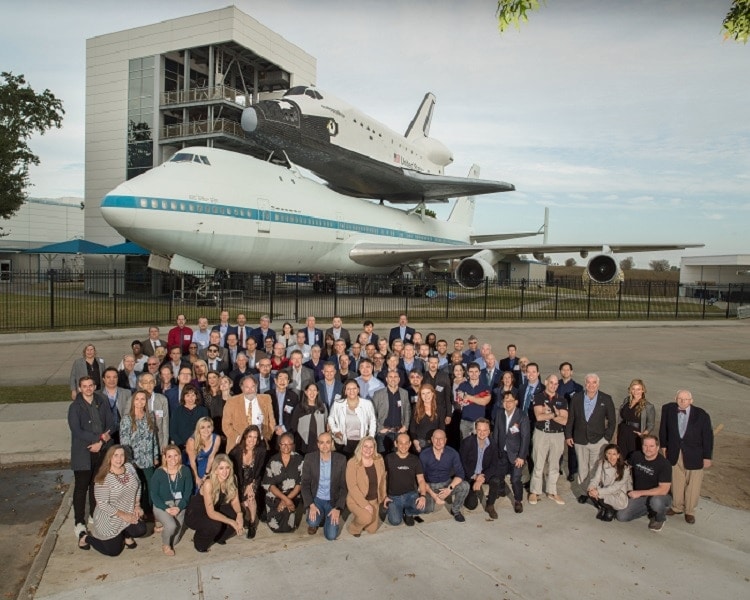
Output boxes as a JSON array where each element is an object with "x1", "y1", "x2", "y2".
[
  {"x1": 678, "y1": 409, "x2": 687, "y2": 438},
  {"x1": 677, "y1": 409, "x2": 686, "y2": 414}
]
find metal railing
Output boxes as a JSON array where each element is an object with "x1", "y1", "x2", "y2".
[
  {"x1": 0, "y1": 270, "x2": 746, "y2": 332},
  {"x1": 160, "y1": 85, "x2": 250, "y2": 108},
  {"x1": 161, "y1": 118, "x2": 246, "y2": 141}
]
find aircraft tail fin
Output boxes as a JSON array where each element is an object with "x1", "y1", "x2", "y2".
[
  {"x1": 447, "y1": 164, "x2": 479, "y2": 228},
  {"x1": 405, "y1": 93, "x2": 436, "y2": 140}
]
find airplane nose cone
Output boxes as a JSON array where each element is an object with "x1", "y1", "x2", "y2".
[{"x1": 241, "y1": 107, "x2": 258, "y2": 133}]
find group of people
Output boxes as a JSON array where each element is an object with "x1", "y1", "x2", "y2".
[{"x1": 68, "y1": 311, "x2": 714, "y2": 556}]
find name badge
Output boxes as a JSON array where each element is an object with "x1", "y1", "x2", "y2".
[
  {"x1": 174, "y1": 491, "x2": 183, "y2": 500},
  {"x1": 436, "y1": 385, "x2": 444, "y2": 392},
  {"x1": 334, "y1": 394, "x2": 341, "y2": 400},
  {"x1": 510, "y1": 424, "x2": 520, "y2": 434},
  {"x1": 155, "y1": 410, "x2": 164, "y2": 418},
  {"x1": 397, "y1": 401, "x2": 402, "y2": 408},
  {"x1": 284, "y1": 405, "x2": 293, "y2": 414},
  {"x1": 183, "y1": 334, "x2": 191, "y2": 341}
]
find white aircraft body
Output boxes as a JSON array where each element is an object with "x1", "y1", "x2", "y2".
[
  {"x1": 241, "y1": 87, "x2": 515, "y2": 202},
  {"x1": 100, "y1": 147, "x2": 701, "y2": 288}
]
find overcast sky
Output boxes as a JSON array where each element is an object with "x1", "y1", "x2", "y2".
[{"x1": 3, "y1": 0, "x2": 748, "y2": 267}]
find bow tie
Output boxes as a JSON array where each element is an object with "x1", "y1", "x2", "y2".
[{"x1": 677, "y1": 409, "x2": 687, "y2": 414}]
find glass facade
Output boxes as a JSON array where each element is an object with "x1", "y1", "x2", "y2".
[{"x1": 127, "y1": 56, "x2": 155, "y2": 180}]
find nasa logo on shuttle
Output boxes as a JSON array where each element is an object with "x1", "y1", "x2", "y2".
[
  {"x1": 393, "y1": 153, "x2": 401, "y2": 165},
  {"x1": 327, "y1": 119, "x2": 338, "y2": 136}
]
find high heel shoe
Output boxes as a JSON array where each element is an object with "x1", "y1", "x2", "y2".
[
  {"x1": 124, "y1": 538, "x2": 137, "y2": 549},
  {"x1": 601, "y1": 504, "x2": 616, "y2": 522},
  {"x1": 78, "y1": 531, "x2": 90, "y2": 550}
]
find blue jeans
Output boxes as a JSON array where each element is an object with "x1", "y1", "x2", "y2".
[
  {"x1": 616, "y1": 494, "x2": 672, "y2": 523},
  {"x1": 386, "y1": 491, "x2": 423, "y2": 525},
  {"x1": 306, "y1": 497, "x2": 341, "y2": 541}
]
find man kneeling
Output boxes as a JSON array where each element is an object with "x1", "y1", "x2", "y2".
[{"x1": 384, "y1": 433, "x2": 427, "y2": 526}]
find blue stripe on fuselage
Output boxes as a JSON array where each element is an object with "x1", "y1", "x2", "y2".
[{"x1": 101, "y1": 195, "x2": 465, "y2": 245}]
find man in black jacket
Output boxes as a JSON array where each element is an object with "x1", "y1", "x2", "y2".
[
  {"x1": 301, "y1": 432, "x2": 347, "y2": 540},
  {"x1": 460, "y1": 418, "x2": 502, "y2": 519}
]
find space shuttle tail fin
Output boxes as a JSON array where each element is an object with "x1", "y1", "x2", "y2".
[
  {"x1": 447, "y1": 164, "x2": 479, "y2": 228},
  {"x1": 405, "y1": 93, "x2": 436, "y2": 140}
]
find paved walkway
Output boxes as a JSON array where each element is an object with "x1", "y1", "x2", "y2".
[{"x1": 2, "y1": 320, "x2": 748, "y2": 599}]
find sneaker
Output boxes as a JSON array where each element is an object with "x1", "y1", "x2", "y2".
[
  {"x1": 648, "y1": 519, "x2": 664, "y2": 532},
  {"x1": 528, "y1": 493, "x2": 539, "y2": 505},
  {"x1": 403, "y1": 515, "x2": 415, "y2": 527},
  {"x1": 547, "y1": 494, "x2": 565, "y2": 505},
  {"x1": 486, "y1": 504, "x2": 498, "y2": 520},
  {"x1": 74, "y1": 522, "x2": 86, "y2": 538},
  {"x1": 453, "y1": 512, "x2": 466, "y2": 523}
]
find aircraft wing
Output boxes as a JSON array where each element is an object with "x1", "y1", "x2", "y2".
[
  {"x1": 349, "y1": 242, "x2": 704, "y2": 268},
  {"x1": 393, "y1": 170, "x2": 515, "y2": 203}
]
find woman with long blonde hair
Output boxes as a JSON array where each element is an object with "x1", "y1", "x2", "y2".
[
  {"x1": 186, "y1": 416, "x2": 220, "y2": 492},
  {"x1": 150, "y1": 444, "x2": 193, "y2": 556},
  {"x1": 185, "y1": 454, "x2": 243, "y2": 552},
  {"x1": 345, "y1": 436, "x2": 386, "y2": 537}
]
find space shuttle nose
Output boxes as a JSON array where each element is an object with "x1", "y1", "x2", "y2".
[{"x1": 241, "y1": 107, "x2": 258, "y2": 133}]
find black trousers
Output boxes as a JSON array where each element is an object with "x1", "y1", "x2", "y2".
[
  {"x1": 464, "y1": 475, "x2": 503, "y2": 510},
  {"x1": 72, "y1": 449, "x2": 105, "y2": 525},
  {"x1": 89, "y1": 521, "x2": 147, "y2": 557}
]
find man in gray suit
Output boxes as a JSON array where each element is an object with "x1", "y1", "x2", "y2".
[
  {"x1": 372, "y1": 369, "x2": 411, "y2": 454},
  {"x1": 283, "y1": 350, "x2": 315, "y2": 394},
  {"x1": 301, "y1": 432, "x2": 347, "y2": 540},
  {"x1": 493, "y1": 391, "x2": 530, "y2": 513},
  {"x1": 565, "y1": 373, "x2": 616, "y2": 503}
]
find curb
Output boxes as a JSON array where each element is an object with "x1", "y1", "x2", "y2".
[
  {"x1": 0, "y1": 453, "x2": 68, "y2": 467},
  {"x1": 705, "y1": 361, "x2": 750, "y2": 386},
  {"x1": 17, "y1": 483, "x2": 73, "y2": 600}
]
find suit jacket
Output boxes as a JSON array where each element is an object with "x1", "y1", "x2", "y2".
[
  {"x1": 167, "y1": 326, "x2": 193, "y2": 353},
  {"x1": 270, "y1": 388, "x2": 300, "y2": 432},
  {"x1": 565, "y1": 391, "x2": 616, "y2": 445},
  {"x1": 223, "y1": 393, "x2": 275, "y2": 452},
  {"x1": 244, "y1": 350, "x2": 268, "y2": 370},
  {"x1": 282, "y1": 365, "x2": 315, "y2": 394},
  {"x1": 388, "y1": 326, "x2": 415, "y2": 346},
  {"x1": 346, "y1": 454, "x2": 386, "y2": 508},
  {"x1": 372, "y1": 387, "x2": 411, "y2": 431},
  {"x1": 499, "y1": 357, "x2": 519, "y2": 374},
  {"x1": 233, "y1": 325, "x2": 253, "y2": 347},
  {"x1": 141, "y1": 339, "x2": 167, "y2": 356},
  {"x1": 68, "y1": 394, "x2": 115, "y2": 471},
  {"x1": 301, "y1": 451, "x2": 348, "y2": 510},
  {"x1": 250, "y1": 327, "x2": 277, "y2": 348},
  {"x1": 325, "y1": 327, "x2": 352, "y2": 349},
  {"x1": 303, "y1": 328, "x2": 324, "y2": 347},
  {"x1": 361, "y1": 332, "x2": 380, "y2": 347},
  {"x1": 492, "y1": 408, "x2": 530, "y2": 462},
  {"x1": 518, "y1": 380, "x2": 546, "y2": 422},
  {"x1": 460, "y1": 434, "x2": 501, "y2": 479},
  {"x1": 481, "y1": 366, "x2": 502, "y2": 391},
  {"x1": 211, "y1": 323, "x2": 233, "y2": 345},
  {"x1": 659, "y1": 403, "x2": 713, "y2": 470},
  {"x1": 69, "y1": 357, "x2": 106, "y2": 393},
  {"x1": 317, "y1": 379, "x2": 343, "y2": 409},
  {"x1": 199, "y1": 347, "x2": 230, "y2": 374}
]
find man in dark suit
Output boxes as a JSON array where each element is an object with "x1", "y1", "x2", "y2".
[
  {"x1": 565, "y1": 373, "x2": 616, "y2": 503},
  {"x1": 499, "y1": 344, "x2": 520, "y2": 377},
  {"x1": 317, "y1": 362, "x2": 343, "y2": 409},
  {"x1": 324, "y1": 316, "x2": 351, "y2": 350},
  {"x1": 203, "y1": 343, "x2": 230, "y2": 375},
  {"x1": 250, "y1": 314, "x2": 276, "y2": 348},
  {"x1": 243, "y1": 337, "x2": 267, "y2": 371},
  {"x1": 493, "y1": 391, "x2": 530, "y2": 513},
  {"x1": 302, "y1": 315, "x2": 324, "y2": 348},
  {"x1": 301, "y1": 432, "x2": 347, "y2": 540},
  {"x1": 660, "y1": 390, "x2": 713, "y2": 524},
  {"x1": 388, "y1": 313, "x2": 415, "y2": 348},
  {"x1": 234, "y1": 313, "x2": 253, "y2": 348},
  {"x1": 460, "y1": 418, "x2": 502, "y2": 519},
  {"x1": 270, "y1": 370, "x2": 299, "y2": 438},
  {"x1": 360, "y1": 320, "x2": 380, "y2": 347},
  {"x1": 211, "y1": 310, "x2": 232, "y2": 346}
]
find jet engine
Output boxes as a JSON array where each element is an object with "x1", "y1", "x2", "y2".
[
  {"x1": 586, "y1": 253, "x2": 620, "y2": 283},
  {"x1": 454, "y1": 250, "x2": 497, "y2": 289}
]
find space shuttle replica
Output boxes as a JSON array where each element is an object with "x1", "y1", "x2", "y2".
[{"x1": 101, "y1": 86, "x2": 700, "y2": 287}]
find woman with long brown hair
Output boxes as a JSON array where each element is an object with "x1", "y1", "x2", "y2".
[
  {"x1": 119, "y1": 389, "x2": 159, "y2": 515},
  {"x1": 229, "y1": 425, "x2": 268, "y2": 539},
  {"x1": 409, "y1": 384, "x2": 444, "y2": 453},
  {"x1": 78, "y1": 445, "x2": 147, "y2": 555},
  {"x1": 587, "y1": 444, "x2": 632, "y2": 521}
]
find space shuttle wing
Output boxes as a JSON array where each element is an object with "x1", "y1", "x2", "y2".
[
  {"x1": 349, "y1": 242, "x2": 703, "y2": 268},
  {"x1": 397, "y1": 170, "x2": 515, "y2": 203}
]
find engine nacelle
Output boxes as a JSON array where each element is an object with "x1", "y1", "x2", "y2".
[
  {"x1": 586, "y1": 254, "x2": 620, "y2": 284},
  {"x1": 455, "y1": 255, "x2": 496, "y2": 289}
]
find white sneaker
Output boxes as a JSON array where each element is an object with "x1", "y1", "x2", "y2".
[{"x1": 74, "y1": 522, "x2": 86, "y2": 538}]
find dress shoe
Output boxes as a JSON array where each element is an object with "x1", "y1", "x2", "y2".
[
  {"x1": 567, "y1": 474, "x2": 576, "y2": 482},
  {"x1": 596, "y1": 506, "x2": 606, "y2": 520},
  {"x1": 601, "y1": 508, "x2": 616, "y2": 522},
  {"x1": 514, "y1": 501, "x2": 523, "y2": 514},
  {"x1": 403, "y1": 515, "x2": 415, "y2": 527},
  {"x1": 453, "y1": 512, "x2": 466, "y2": 523},
  {"x1": 577, "y1": 495, "x2": 589, "y2": 505},
  {"x1": 685, "y1": 514, "x2": 696, "y2": 524},
  {"x1": 413, "y1": 516, "x2": 424, "y2": 523},
  {"x1": 307, "y1": 526, "x2": 318, "y2": 535},
  {"x1": 486, "y1": 504, "x2": 498, "y2": 520},
  {"x1": 666, "y1": 508, "x2": 682, "y2": 516},
  {"x1": 528, "y1": 493, "x2": 539, "y2": 505},
  {"x1": 124, "y1": 538, "x2": 137, "y2": 549},
  {"x1": 247, "y1": 523, "x2": 257, "y2": 539}
]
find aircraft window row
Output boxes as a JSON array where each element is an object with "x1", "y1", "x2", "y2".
[
  {"x1": 169, "y1": 153, "x2": 211, "y2": 165},
  {"x1": 138, "y1": 198, "x2": 256, "y2": 218}
]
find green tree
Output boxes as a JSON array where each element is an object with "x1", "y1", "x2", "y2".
[
  {"x1": 496, "y1": 0, "x2": 750, "y2": 43},
  {"x1": 620, "y1": 256, "x2": 635, "y2": 270},
  {"x1": 649, "y1": 259, "x2": 670, "y2": 272},
  {"x1": 0, "y1": 72, "x2": 64, "y2": 219}
]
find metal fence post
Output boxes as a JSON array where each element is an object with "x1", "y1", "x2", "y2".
[
  {"x1": 113, "y1": 269, "x2": 118, "y2": 326},
  {"x1": 333, "y1": 273, "x2": 338, "y2": 317},
  {"x1": 646, "y1": 280, "x2": 652, "y2": 319},
  {"x1": 725, "y1": 283, "x2": 732, "y2": 319},
  {"x1": 617, "y1": 280, "x2": 623, "y2": 319},
  {"x1": 48, "y1": 269, "x2": 55, "y2": 329},
  {"x1": 554, "y1": 281, "x2": 559, "y2": 320},
  {"x1": 701, "y1": 282, "x2": 707, "y2": 319},
  {"x1": 674, "y1": 284, "x2": 680, "y2": 319},
  {"x1": 586, "y1": 279, "x2": 592, "y2": 320},
  {"x1": 483, "y1": 278, "x2": 489, "y2": 321},
  {"x1": 269, "y1": 273, "x2": 275, "y2": 320},
  {"x1": 361, "y1": 276, "x2": 366, "y2": 321},
  {"x1": 520, "y1": 279, "x2": 526, "y2": 320},
  {"x1": 294, "y1": 274, "x2": 299, "y2": 322}
]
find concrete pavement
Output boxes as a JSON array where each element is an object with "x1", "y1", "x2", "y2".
[{"x1": 2, "y1": 320, "x2": 748, "y2": 599}]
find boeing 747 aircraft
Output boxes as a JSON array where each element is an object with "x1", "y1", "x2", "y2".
[{"x1": 100, "y1": 147, "x2": 701, "y2": 288}]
